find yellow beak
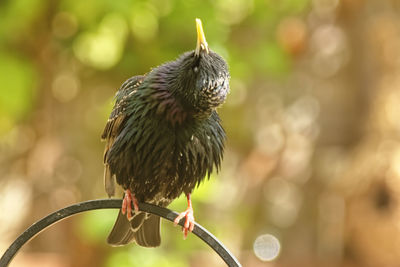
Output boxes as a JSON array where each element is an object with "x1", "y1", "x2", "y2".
[{"x1": 195, "y1": 18, "x2": 209, "y2": 55}]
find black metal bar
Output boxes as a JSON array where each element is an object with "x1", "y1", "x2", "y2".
[{"x1": 0, "y1": 199, "x2": 241, "y2": 267}]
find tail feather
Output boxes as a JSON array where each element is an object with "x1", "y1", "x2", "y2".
[
  {"x1": 130, "y1": 212, "x2": 146, "y2": 231},
  {"x1": 135, "y1": 214, "x2": 161, "y2": 247},
  {"x1": 107, "y1": 210, "x2": 135, "y2": 246},
  {"x1": 107, "y1": 210, "x2": 161, "y2": 247}
]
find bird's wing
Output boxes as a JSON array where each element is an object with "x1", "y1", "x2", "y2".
[
  {"x1": 102, "y1": 75, "x2": 144, "y2": 141},
  {"x1": 102, "y1": 75, "x2": 144, "y2": 197}
]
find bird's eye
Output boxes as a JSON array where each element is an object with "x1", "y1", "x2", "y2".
[{"x1": 193, "y1": 66, "x2": 198, "y2": 73}]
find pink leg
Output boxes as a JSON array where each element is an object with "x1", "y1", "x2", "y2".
[
  {"x1": 174, "y1": 193, "x2": 195, "y2": 239},
  {"x1": 121, "y1": 189, "x2": 139, "y2": 220}
]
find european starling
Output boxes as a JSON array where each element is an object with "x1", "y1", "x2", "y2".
[{"x1": 102, "y1": 19, "x2": 230, "y2": 247}]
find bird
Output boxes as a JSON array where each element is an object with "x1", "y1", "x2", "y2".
[{"x1": 101, "y1": 18, "x2": 230, "y2": 247}]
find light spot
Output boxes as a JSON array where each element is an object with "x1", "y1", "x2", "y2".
[
  {"x1": 313, "y1": 0, "x2": 339, "y2": 16},
  {"x1": 52, "y1": 72, "x2": 80, "y2": 102},
  {"x1": 215, "y1": 0, "x2": 254, "y2": 25},
  {"x1": 130, "y1": 5, "x2": 158, "y2": 42},
  {"x1": 52, "y1": 12, "x2": 78, "y2": 39},
  {"x1": 73, "y1": 13, "x2": 128, "y2": 69},
  {"x1": 253, "y1": 234, "x2": 281, "y2": 261},
  {"x1": 256, "y1": 124, "x2": 284, "y2": 156},
  {"x1": 264, "y1": 177, "x2": 303, "y2": 227},
  {"x1": 310, "y1": 25, "x2": 349, "y2": 77}
]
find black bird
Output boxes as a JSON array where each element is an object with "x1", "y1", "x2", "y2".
[{"x1": 102, "y1": 18, "x2": 230, "y2": 247}]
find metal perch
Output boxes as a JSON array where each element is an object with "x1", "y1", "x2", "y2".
[{"x1": 0, "y1": 199, "x2": 242, "y2": 267}]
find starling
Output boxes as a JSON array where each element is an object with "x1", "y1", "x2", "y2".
[{"x1": 102, "y1": 18, "x2": 230, "y2": 247}]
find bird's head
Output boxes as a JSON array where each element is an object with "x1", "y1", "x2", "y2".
[{"x1": 167, "y1": 19, "x2": 230, "y2": 116}]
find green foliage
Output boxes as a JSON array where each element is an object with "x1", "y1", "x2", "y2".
[
  {"x1": 73, "y1": 13, "x2": 128, "y2": 69},
  {"x1": 0, "y1": 0, "x2": 44, "y2": 40},
  {"x1": 77, "y1": 209, "x2": 118, "y2": 243},
  {"x1": 0, "y1": 0, "x2": 309, "y2": 135},
  {"x1": 0, "y1": 51, "x2": 37, "y2": 134},
  {"x1": 256, "y1": 42, "x2": 291, "y2": 75},
  {"x1": 105, "y1": 248, "x2": 187, "y2": 267}
]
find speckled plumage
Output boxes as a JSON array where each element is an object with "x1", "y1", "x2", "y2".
[{"x1": 102, "y1": 36, "x2": 229, "y2": 247}]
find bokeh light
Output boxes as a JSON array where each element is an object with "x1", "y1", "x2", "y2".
[
  {"x1": 52, "y1": 12, "x2": 78, "y2": 39},
  {"x1": 253, "y1": 234, "x2": 281, "y2": 261},
  {"x1": 130, "y1": 4, "x2": 159, "y2": 42},
  {"x1": 52, "y1": 72, "x2": 80, "y2": 102},
  {"x1": 73, "y1": 13, "x2": 128, "y2": 69}
]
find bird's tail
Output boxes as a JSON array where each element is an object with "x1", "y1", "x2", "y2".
[{"x1": 107, "y1": 210, "x2": 161, "y2": 247}]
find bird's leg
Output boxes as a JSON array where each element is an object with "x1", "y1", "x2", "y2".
[
  {"x1": 174, "y1": 193, "x2": 195, "y2": 239},
  {"x1": 121, "y1": 189, "x2": 139, "y2": 220}
]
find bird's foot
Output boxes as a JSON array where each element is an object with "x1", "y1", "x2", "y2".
[
  {"x1": 174, "y1": 207, "x2": 195, "y2": 239},
  {"x1": 121, "y1": 189, "x2": 139, "y2": 220},
  {"x1": 174, "y1": 194, "x2": 195, "y2": 239}
]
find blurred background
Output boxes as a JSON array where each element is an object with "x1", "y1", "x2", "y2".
[{"x1": 1, "y1": 0, "x2": 400, "y2": 266}]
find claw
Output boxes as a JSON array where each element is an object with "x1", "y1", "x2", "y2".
[
  {"x1": 121, "y1": 189, "x2": 139, "y2": 220},
  {"x1": 174, "y1": 193, "x2": 195, "y2": 239}
]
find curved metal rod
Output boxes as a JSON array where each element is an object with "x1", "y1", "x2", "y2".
[{"x1": 0, "y1": 199, "x2": 241, "y2": 267}]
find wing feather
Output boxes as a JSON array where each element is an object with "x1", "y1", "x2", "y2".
[{"x1": 102, "y1": 75, "x2": 144, "y2": 197}]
